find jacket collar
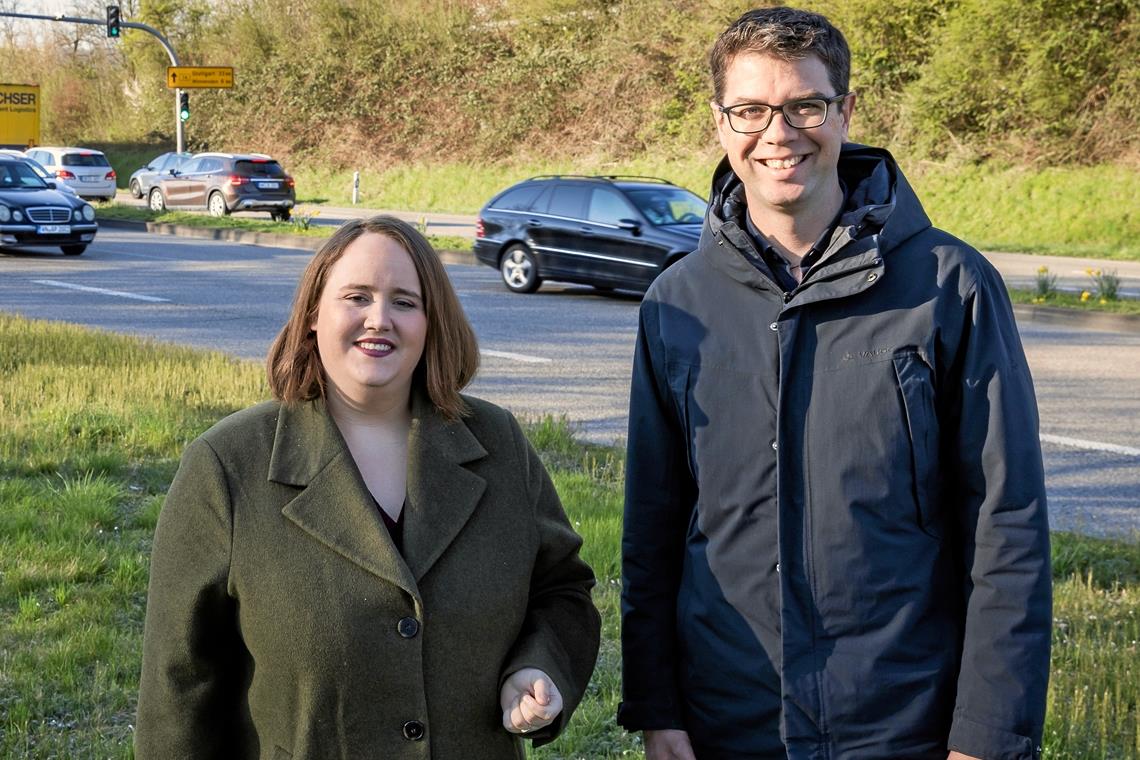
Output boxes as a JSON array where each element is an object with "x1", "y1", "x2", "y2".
[
  {"x1": 268, "y1": 392, "x2": 488, "y2": 598},
  {"x1": 697, "y1": 143, "x2": 924, "y2": 303}
]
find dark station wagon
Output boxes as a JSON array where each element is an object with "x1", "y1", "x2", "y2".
[{"x1": 474, "y1": 175, "x2": 707, "y2": 294}]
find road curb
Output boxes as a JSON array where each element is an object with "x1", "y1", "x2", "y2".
[
  {"x1": 1012, "y1": 304, "x2": 1140, "y2": 334},
  {"x1": 96, "y1": 219, "x2": 1138, "y2": 334}
]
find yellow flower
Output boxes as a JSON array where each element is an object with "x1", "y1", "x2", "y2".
[
  {"x1": 1080, "y1": 291, "x2": 1091, "y2": 301},
  {"x1": 1037, "y1": 266, "x2": 1048, "y2": 274},
  {"x1": 1099, "y1": 298, "x2": 1108, "y2": 305}
]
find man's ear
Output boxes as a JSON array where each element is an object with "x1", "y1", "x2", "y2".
[{"x1": 840, "y1": 92, "x2": 857, "y2": 140}]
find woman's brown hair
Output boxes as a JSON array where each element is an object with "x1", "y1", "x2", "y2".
[{"x1": 267, "y1": 215, "x2": 479, "y2": 420}]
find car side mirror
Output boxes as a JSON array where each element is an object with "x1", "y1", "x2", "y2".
[
  {"x1": 617, "y1": 218, "x2": 642, "y2": 235},
  {"x1": 46, "y1": 181, "x2": 57, "y2": 189}
]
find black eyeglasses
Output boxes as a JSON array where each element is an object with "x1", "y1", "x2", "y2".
[{"x1": 718, "y1": 94, "x2": 849, "y2": 134}]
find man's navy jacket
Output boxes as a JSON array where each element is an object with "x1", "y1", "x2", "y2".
[{"x1": 619, "y1": 144, "x2": 1051, "y2": 759}]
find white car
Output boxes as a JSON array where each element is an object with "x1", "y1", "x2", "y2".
[
  {"x1": 24, "y1": 146, "x2": 117, "y2": 202},
  {"x1": 0, "y1": 150, "x2": 78, "y2": 197}
]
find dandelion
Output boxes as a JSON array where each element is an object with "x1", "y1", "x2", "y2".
[{"x1": 1081, "y1": 291, "x2": 1091, "y2": 302}]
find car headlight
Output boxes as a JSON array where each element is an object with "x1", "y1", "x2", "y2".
[
  {"x1": 13, "y1": 209, "x2": 22, "y2": 221},
  {"x1": 73, "y1": 208, "x2": 82, "y2": 221},
  {"x1": 0, "y1": 206, "x2": 9, "y2": 222},
  {"x1": 83, "y1": 204, "x2": 96, "y2": 221}
]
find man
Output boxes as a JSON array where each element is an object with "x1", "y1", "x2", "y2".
[{"x1": 619, "y1": 7, "x2": 1051, "y2": 760}]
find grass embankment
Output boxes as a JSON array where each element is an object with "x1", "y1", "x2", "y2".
[
  {"x1": 2, "y1": 318, "x2": 1137, "y2": 758},
  {"x1": 94, "y1": 140, "x2": 1139, "y2": 264},
  {"x1": 94, "y1": 205, "x2": 473, "y2": 253},
  {"x1": 290, "y1": 158, "x2": 1140, "y2": 262}
]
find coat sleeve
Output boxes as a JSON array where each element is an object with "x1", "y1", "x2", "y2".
[
  {"x1": 617, "y1": 298, "x2": 696, "y2": 731},
  {"x1": 135, "y1": 437, "x2": 246, "y2": 759},
  {"x1": 945, "y1": 261, "x2": 1052, "y2": 760},
  {"x1": 498, "y1": 413, "x2": 601, "y2": 748}
]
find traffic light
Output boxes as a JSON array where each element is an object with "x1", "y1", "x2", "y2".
[
  {"x1": 105, "y1": 5, "x2": 121, "y2": 38},
  {"x1": 178, "y1": 92, "x2": 190, "y2": 122}
]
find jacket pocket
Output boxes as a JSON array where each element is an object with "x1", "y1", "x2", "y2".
[{"x1": 892, "y1": 348, "x2": 942, "y2": 538}]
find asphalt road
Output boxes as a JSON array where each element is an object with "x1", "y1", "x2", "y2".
[{"x1": 1, "y1": 229, "x2": 1137, "y2": 539}]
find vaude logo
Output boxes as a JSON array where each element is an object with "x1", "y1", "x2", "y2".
[{"x1": 842, "y1": 347, "x2": 892, "y2": 362}]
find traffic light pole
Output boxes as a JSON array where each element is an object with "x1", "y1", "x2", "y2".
[{"x1": 0, "y1": 10, "x2": 185, "y2": 152}]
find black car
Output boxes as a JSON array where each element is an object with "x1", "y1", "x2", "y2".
[
  {"x1": 0, "y1": 158, "x2": 98, "y2": 256},
  {"x1": 474, "y1": 175, "x2": 707, "y2": 293}
]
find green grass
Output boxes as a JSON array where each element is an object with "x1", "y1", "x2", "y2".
[
  {"x1": 290, "y1": 157, "x2": 1140, "y2": 263},
  {"x1": 95, "y1": 204, "x2": 473, "y2": 252},
  {"x1": 1, "y1": 314, "x2": 1137, "y2": 758},
  {"x1": 1009, "y1": 289, "x2": 1140, "y2": 316}
]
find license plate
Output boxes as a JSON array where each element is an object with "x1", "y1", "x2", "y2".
[
  {"x1": 38, "y1": 224, "x2": 71, "y2": 234},
  {"x1": 80, "y1": 176, "x2": 101, "y2": 183},
  {"x1": 256, "y1": 181, "x2": 280, "y2": 189}
]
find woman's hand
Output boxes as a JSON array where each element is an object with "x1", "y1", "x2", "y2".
[{"x1": 500, "y1": 668, "x2": 563, "y2": 735}]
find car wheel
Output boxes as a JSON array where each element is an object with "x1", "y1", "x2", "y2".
[
  {"x1": 208, "y1": 192, "x2": 229, "y2": 217},
  {"x1": 148, "y1": 188, "x2": 166, "y2": 212},
  {"x1": 500, "y1": 244, "x2": 541, "y2": 293},
  {"x1": 129, "y1": 179, "x2": 142, "y2": 198},
  {"x1": 61, "y1": 244, "x2": 86, "y2": 256}
]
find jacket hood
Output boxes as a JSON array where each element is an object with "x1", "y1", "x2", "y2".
[{"x1": 699, "y1": 143, "x2": 932, "y2": 264}]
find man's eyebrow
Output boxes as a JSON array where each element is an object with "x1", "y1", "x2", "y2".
[{"x1": 724, "y1": 91, "x2": 830, "y2": 106}]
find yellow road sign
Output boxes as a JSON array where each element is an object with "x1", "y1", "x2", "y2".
[{"x1": 166, "y1": 67, "x2": 234, "y2": 89}]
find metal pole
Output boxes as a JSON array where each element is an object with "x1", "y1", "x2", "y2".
[
  {"x1": 0, "y1": 11, "x2": 183, "y2": 150},
  {"x1": 352, "y1": 171, "x2": 360, "y2": 205}
]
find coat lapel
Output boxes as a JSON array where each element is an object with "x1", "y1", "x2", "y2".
[
  {"x1": 402, "y1": 392, "x2": 488, "y2": 583},
  {"x1": 269, "y1": 400, "x2": 420, "y2": 597}
]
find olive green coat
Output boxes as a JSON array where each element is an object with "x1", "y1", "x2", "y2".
[{"x1": 135, "y1": 393, "x2": 600, "y2": 760}]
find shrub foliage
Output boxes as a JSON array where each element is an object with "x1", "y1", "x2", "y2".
[{"x1": 1, "y1": 0, "x2": 1136, "y2": 165}]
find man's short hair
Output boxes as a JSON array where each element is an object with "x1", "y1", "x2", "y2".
[{"x1": 710, "y1": 7, "x2": 851, "y2": 103}]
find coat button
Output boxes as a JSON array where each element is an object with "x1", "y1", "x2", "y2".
[
  {"x1": 775, "y1": 563, "x2": 781, "y2": 573},
  {"x1": 770, "y1": 440, "x2": 778, "y2": 451},
  {"x1": 402, "y1": 720, "x2": 425, "y2": 741},
  {"x1": 769, "y1": 321, "x2": 778, "y2": 331},
  {"x1": 397, "y1": 617, "x2": 420, "y2": 638}
]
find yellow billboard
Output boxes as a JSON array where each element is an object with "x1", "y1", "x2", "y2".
[{"x1": 0, "y1": 83, "x2": 40, "y2": 149}]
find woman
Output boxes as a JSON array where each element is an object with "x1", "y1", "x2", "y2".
[{"x1": 135, "y1": 216, "x2": 601, "y2": 759}]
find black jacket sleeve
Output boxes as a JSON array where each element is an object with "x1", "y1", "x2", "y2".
[
  {"x1": 946, "y1": 261, "x2": 1052, "y2": 760},
  {"x1": 617, "y1": 298, "x2": 697, "y2": 731}
]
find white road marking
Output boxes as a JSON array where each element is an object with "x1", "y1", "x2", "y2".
[
  {"x1": 480, "y1": 349, "x2": 551, "y2": 364},
  {"x1": 1041, "y1": 433, "x2": 1140, "y2": 457},
  {"x1": 33, "y1": 279, "x2": 171, "y2": 303}
]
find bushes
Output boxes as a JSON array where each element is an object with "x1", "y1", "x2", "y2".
[{"x1": 9, "y1": 0, "x2": 1139, "y2": 167}]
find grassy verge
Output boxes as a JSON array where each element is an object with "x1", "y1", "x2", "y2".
[
  {"x1": 1009, "y1": 288, "x2": 1140, "y2": 316},
  {"x1": 95, "y1": 205, "x2": 473, "y2": 252},
  {"x1": 2, "y1": 315, "x2": 1136, "y2": 758},
  {"x1": 290, "y1": 157, "x2": 1140, "y2": 262}
]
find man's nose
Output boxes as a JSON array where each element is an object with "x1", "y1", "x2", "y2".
[{"x1": 760, "y1": 109, "x2": 797, "y2": 141}]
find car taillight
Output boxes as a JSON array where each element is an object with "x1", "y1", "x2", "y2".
[
  {"x1": 475, "y1": 218, "x2": 485, "y2": 238},
  {"x1": 56, "y1": 170, "x2": 76, "y2": 179},
  {"x1": 286, "y1": 176, "x2": 295, "y2": 188},
  {"x1": 228, "y1": 175, "x2": 248, "y2": 186},
  {"x1": 105, "y1": 170, "x2": 116, "y2": 180}
]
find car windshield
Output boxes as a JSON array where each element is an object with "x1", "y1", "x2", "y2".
[
  {"x1": 234, "y1": 160, "x2": 285, "y2": 178},
  {"x1": 62, "y1": 153, "x2": 110, "y2": 167},
  {"x1": 625, "y1": 187, "x2": 707, "y2": 226},
  {"x1": 0, "y1": 162, "x2": 49, "y2": 189}
]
